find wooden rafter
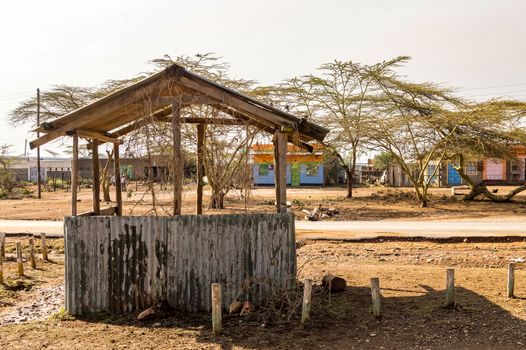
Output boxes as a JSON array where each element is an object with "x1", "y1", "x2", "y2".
[{"x1": 73, "y1": 130, "x2": 121, "y2": 144}]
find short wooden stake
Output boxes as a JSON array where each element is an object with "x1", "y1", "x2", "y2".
[
  {"x1": 445, "y1": 268, "x2": 455, "y2": 307},
  {"x1": 29, "y1": 238, "x2": 36, "y2": 269},
  {"x1": 301, "y1": 279, "x2": 313, "y2": 324},
  {"x1": 0, "y1": 253, "x2": 3, "y2": 284},
  {"x1": 0, "y1": 233, "x2": 5, "y2": 260},
  {"x1": 41, "y1": 233, "x2": 48, "y2": 261},
  {"x1": 507, "y1": 263, "x2": 515, "y2": 298},
  {"x1": 16, "y1": 242, "x2": 24, "y2": 276},
  {"x1": 211, "y1": 283, "x2": 222, "y2": 336},
  {"x1": 371, "y1": 277, "x2": 382, "y2": 318}
]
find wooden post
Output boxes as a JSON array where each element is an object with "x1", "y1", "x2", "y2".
[
  {"x1": 211, "y1": 283, "x2": 222, "y2": 336},
  {"x1": 37, "y1": 88, "x2": 42, "y2": 199},
  {"x1": 445, "y1": 268, "x2": 455, "y2": 307},
  {"x1": 507, "y1": 263, "x2": 515, "y2": 298},
  {"x1": 172, "y1": 102, "x2": 182, "y2": 215},
  {"x1": 41, "y1": 233, "x2": 48, "y2": 261},
  {"x1": 29, "y1": 238, "x2": 36, "y2": 269},
  {"x1": 16, "y1": 242, "x2": 24, "y2": 276},
  {"x1": 92, "y1": 139, "x2": 100, "y2": 215},
  {"x1": 114, "y1": 143, "x2": 122, "y2": 216},
  {"x1": 0, "y1": 233, "x2": 5, "y2": 260},
  {"x1": 301, "y1": 279, "x2": 312, "y2": 324},
  {"x1": 196, "y1": 124, "x2": 205, "y2": 215},
  {"x1": 273, "y1": 131, "x2": 288, "y2": 214},
  {"x1": 71, "y1": 133, "x2": 79, "y2": 216},
  {"x1": 371, "y1": 277, "x2": 381, "y2": 318},
  {"x1": 0, "y1": 251, "x2": 3, "y2": 284}
]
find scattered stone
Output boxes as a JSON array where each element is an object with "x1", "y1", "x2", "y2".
[{"x1": 0, "y1": 285, "x2": 64, "y2": 325}]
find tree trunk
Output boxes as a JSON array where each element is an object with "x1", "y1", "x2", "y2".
[
  {"x1": 209, "y1": 191, "x2": 225, "y2": 209},
  {"x1": 101, "y1": 150, "x2": 113, "y2": 202},
  {"x1": 346, "y1": 169, "x2": 353, "y2": 198},
  {"x1": 347, "y1": 147, "x2": 358, "y2": 199},
  {"x1": 452, "y1": 162, "x2": 526, "y2": 203}
]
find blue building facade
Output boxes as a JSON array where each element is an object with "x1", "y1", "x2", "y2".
[{"x1": 252, "y1": 162, "x2": 324, "y2": 186}]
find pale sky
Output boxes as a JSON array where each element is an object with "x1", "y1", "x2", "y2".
[{"x1": 1, "y1": 0, "x2": 526, "y2": 157}]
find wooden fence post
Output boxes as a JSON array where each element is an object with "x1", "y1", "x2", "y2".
[
  {"x1": 445, "y1": 268, "x2": 455, "y2": 307},
  {"x1": 211, "y1": 283, "x2": 222, "y2": 336},
  {"x1": 507, "y1": 263, "x2": 515, "y2": 298},
  {"x1": 29, "y1": 238, "x2": 36, "y2": 269},
  {"x1": 371, "y1": 277, "x2": 382, "y2": 318},
  {"x1": 301, "y1": 279, "x2": 313, "y2": 324},
  {"x1": 41, "y1": 233, "x2": 48, "y2": 261},
  {"x1": 0, "y1": 233, "x2": 5, "y2": 260},
  {"x1": 0, "y1": 252, "x2": 3, "y2": 284},
  {"x1": 16, "y1": 242, "x2": 24, "y2": 276}
]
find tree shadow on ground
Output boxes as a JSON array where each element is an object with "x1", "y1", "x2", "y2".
[{"x1": 76, "y1": 283, "x2": 526, "y2": 350}]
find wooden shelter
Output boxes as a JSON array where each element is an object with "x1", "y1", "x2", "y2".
[{"x1": 30, "y1": 64, "x2": 329, "y2": 216}]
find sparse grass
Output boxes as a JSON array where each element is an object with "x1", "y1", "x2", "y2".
[{"x1": 50, "y1": 307, "x2": 75, "y2": 321}]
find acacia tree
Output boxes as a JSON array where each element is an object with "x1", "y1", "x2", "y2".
[
  {"x1": 365, "y1": 59, "x2": 466, "y2": 207},
  {"x1": 0, "y1": 145, "x2": 15, "y2": 197},
  {"x1": 276, "y1": 58, "x2": 409, "y2": 197},
  {"x1": 442, "y1": 100, "x2": 526, "y2": 202}
]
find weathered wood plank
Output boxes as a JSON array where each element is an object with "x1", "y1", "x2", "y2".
[
  {"x1": 92, "y1": 140, "x2": 100, "y2": 215},
  {"x1": 114, "y1": 143, "x2": 122, "y2": 216},
  {"x1": 71, "y1": 134, "x2": 79, "y2": 216},
  {"x1": 273, "y1": 131, "x2": 288, "y2": 214},
  {"x1": 196, "y1": 124, "x2": 205, "y2": 215},
  {"x1": 64, "y1": 213, "x2": 295, "y2": 315}
]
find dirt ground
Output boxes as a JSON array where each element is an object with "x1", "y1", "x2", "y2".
[
  {"x1": 2, "y1": 237, "x2": 526, "y2": 349},
  {"x1": 1, "y1": 184, "x2": 526, "y2": 221}
]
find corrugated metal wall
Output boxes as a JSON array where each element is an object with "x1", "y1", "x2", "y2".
[{"x1": 64, "y1": 213, "x2": 296, "y2": 315}]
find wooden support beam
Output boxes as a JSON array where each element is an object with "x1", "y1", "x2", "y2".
[
  {"x1": 75, "y1": 129, "x2": 121, "y2": 144},
  {"x1": 273, "y1": 131, "x2": 288, "y2": 214},
  {"x1": 181, "y1": 117, "x2": 241, "y2": 125},
  {"x1": 71, "y1": 134, "x2": 79, "y2": 216},
  {"x1": 157, "y1": 95, "x2": 218, "y2": 106},
  {"x1": 211, "y1": 104, "x2": 314, "y2": 152},
  {"x1": 196, "y1": 124, "x2": 205, "y2": 215},
  {"x1": 172, "y1": 102, "x2": 183, "y2": 215},
  {"x1": 175, "y1": 73, "x2": 328, "y2": 142},
  {"x1": 114, "y1": 143, "x2": 123, "y2": 216},
  {"x1": 29, "y1": 71, "x2": 168, "y2": 149},
  {"x1": 177, "y1": 75, "x2": 289, "y2": 125},
  {"x1": 92, "y1": 140, "x2": 100, "y2": 215},
  {"x1": 86, "y1": 107, "x2": 173, "y2": 149}
]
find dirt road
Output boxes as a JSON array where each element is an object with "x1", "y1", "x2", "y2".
[
  {"x1": 0, "y1": 220, "x2": 63, "y2": 237},
  {"x1": 296, "y1": 216, "x2": 526, "y2": 240}
]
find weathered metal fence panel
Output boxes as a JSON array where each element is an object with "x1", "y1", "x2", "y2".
[{"x1": 64, "y1": 213, "x2": 296, "y2": 315}]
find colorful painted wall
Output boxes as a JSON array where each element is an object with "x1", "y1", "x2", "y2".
[{"x1": 252, "y1": 144, "x2": 324, "y2": 186}]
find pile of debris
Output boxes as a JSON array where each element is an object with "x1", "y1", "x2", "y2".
[{"x1": 301, "y1": 205, "x2": 340, "y2": 221}]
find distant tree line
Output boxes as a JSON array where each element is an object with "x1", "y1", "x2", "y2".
[{"x1": 10, "y1": 54, "x2": 526, "y2": 208}]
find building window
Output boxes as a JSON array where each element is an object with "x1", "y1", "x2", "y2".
[
  {"x1": 258, "y1": 164, "x2": 269, "y2": 176},
  {"x1": 305, "y1": 163, "x2": 319, "y2": 177},
  {"x1": 511, "y1": 161, "x2": 520, "y2": 172},
  {"x1": 466, "y1": 162, "x2": 477, "y2": 175}
]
